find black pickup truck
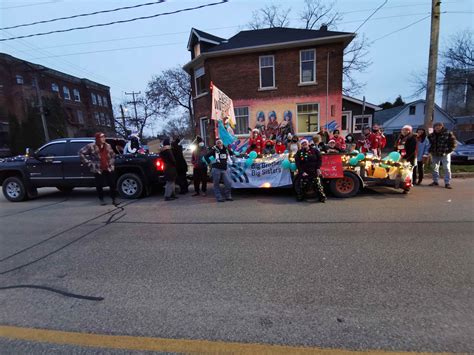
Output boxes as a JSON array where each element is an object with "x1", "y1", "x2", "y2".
[{"x1": 0, "y1": 138, "x2": 166, "y2": 202}]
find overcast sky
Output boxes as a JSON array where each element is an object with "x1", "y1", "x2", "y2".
[{"x1": 1, "y1": 0, "x2": 473, "y2": 132}]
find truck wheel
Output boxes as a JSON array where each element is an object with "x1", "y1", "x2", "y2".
[
  {"x1": 2, "y1": 176, "x2": 27, "y2": 202},
  {"x1": 56, "y1": 186, "x2": 74, "y2": 193},
  {"x1": 329, "y1": 172, "x2": 360, "y2": 198},
  {"x1": 117, "y1": 173, "x2": 143, "y2": 199}
]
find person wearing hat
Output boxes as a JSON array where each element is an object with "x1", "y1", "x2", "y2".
[
  {"x1": 205, "y1": 139, "x2": 234, "y2": 202},
  {"x1": 246, "y1": 128, "x2": 264, "y2": 155},
  {"x1": 394, "y1": 125, "x2": 417, "y2": 166},
  {"x1": 322, "y1": 139, "x2": 342, "y2": 153},
  {"x1": 427, "y1": 122, "x2": 457, "y2": 189},
  {"x1": 191, "y1": 136, "x2": 208, "y2": 196},
  {"x1": 413, "y1": 127, "x2": 430, "y2": 185},
  {"x1": 123, "y1": 132, "x2": 140, "y2": 154},
  {"x1": 275, "y1": 137, "x2": 286, "y2": 154},
  {"x1": 160, "y1": 138, "x2": 178, "y2": 201},
  {"x1": 331, "y1": 129, "x2": 346, "y2": 151},
  {"x1": 372, "y1": 124, "x2": 386, "y2": 157},
  {"x1": 79, "y1": 132, "x2": 117, "y2": 205},
  {"x1": 357, "y1": 125, "x2": 381, "y2": 157},
  {"x1": 294, "y1": 139, "x2": 326, "y2": 203},
  {"x1": 262, "y1": 139, "x2": 276, "y2": 155}
]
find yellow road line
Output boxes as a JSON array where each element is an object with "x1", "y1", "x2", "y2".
[{"x1": 0, "y1": 325, "x2": 459, "y2": 354}]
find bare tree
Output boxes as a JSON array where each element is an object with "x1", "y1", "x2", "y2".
[
  {"x1": 160, "y1": 113, "x2": 193, "y2": 139},
  {"x1": 113, "y1": 95, "x2": 158, "y2": 139},
  {"x1": 246, "y1": 0, "x2": 370, "y2": 94},
  {"x1": 299, "y1": 0, "x2": 342, "y2": 30},
  {"x1": 146, "y1": 66, "x2": 193, "y2": 129},
  {"x1": 247, "y1": 4, "x2": 291, "y2": 29}
]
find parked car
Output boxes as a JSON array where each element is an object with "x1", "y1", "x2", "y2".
[
  {"x1": 452, "y1": 140, "x2": 474, "y2": 165},
  {"x1": 0, "y1": 138, "x2": 166, "y2": 202}
]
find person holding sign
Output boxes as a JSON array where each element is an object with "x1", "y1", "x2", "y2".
[
  {"x1": 205, "y1": 139, "x2": 234, "y2": 202},
  {"x1": 294, "y1": 139, "x2": 326, "y2": 203}
]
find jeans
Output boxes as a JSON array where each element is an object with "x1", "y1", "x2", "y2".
[
  {"x1": 94, "y1": 171, "x2": 116, "y2": 200},
  {"x1": 164, "y1": 180, "x2": 175, "y2": 198},
  {"x1": 431, "y1": 154, "x2": 452, "y2": 184},
  {"x1": 211, "y1": 168, "x2": 232, "y2": 200}
]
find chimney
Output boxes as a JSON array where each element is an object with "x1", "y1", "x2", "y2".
[{"x1": 320, "y1": 24, "x2": 328, "y2": 31}]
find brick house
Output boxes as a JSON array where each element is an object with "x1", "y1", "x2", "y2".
[
  {"x1": 0, "y1": 53, "x2": 115, "y2": 156},
  {"x1": 183, "y1": 27, "x2": 355, "y2": 146}
]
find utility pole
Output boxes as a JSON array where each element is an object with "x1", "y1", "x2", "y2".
[
  {"x1": 424, "y1": 0, "x2": 441, "y2": 131},
  {"x1": 125, "y1": 91, "x2": 141, "y2": 132},
  {"x1": 119, "y1": 104, "x2": 128, "y2": 137},
  {"x1": 33, "y1": 74, "x2": 50, "y2": 142}
]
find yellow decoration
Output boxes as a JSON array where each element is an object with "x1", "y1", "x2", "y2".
[{"x1": 373, "y1": 166, "x2": 388, "y2": 179}]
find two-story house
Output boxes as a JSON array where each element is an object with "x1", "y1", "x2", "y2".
[{"x1": 183, "y1": 26, "x2": 355, "y2": 145}]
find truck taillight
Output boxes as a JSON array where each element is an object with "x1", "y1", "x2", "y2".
[{"x1": 155, "y1": 159, "x2": 164, "y2": 171}]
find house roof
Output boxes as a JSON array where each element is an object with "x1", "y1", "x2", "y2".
[
  {"x1": 187, "y1": 28, "x2": 226, "y2": 50},
  {"x1": 205, "y1": 27, "x2": 354, "y2": 53},
  {"x1": 342, "y1": 95, "x2": 382, "y2": 111},
  {"x1": 183, "y1": 27, "x2": 355, "y2": 72}
]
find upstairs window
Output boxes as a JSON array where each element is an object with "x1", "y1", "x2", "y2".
[
  {"x1": 194, "y1": 66, "x2": 206, "y2": 96},
  {"x1": 63, "y1": 86, "x2": 71, "y2": 100},
  {"x1": 77, "y1": 110, "x2": 84, "y2": 124},
  {"x1": 97, "y1": 95, "x2": 103, "y2": 106},
  {"x1": 102, "y1": 96, "x2": 108, "y2": 107},
  {"x1": 234, "y1": 107, "x2": 249, "y2": 135},
  {"x1": 300, "y1": 49, "x2": 316, "y2": 83},
  {"x1": 51, "y1": 83, "x2": 59, "y2": 92},
  {"x1": 73, "y1": 89, "x2": 81, "y2": 102},
  {"x1": 94, "y1": 112, "x2": 100, "y2": 125},
  {"x1": 91, "y1": 93, "x2": 97, "y2": 105},
  {"x1": 259, "y1": 55, "x2": 275, "y2": 89},
  {"x1": 409, "y1": 105, "x2": 416, "y2": 115},
  {"x1": 16, "y1": 75, "x2": 24, "y2": 84}
]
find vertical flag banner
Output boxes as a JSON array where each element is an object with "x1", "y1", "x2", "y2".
[{"x1": 211, "y1": 83, "x2": 236, "y2": 128}]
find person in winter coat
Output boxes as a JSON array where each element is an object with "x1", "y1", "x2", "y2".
[
  {"x1": 394, "y1": 125, "x2": 417, "y2": 165},
  {"x1": 123, "y1": 133, "x2": 140, "y2": 154},
  {"x1": 428, "y1": 122, "x2": 457, "y2": 189},
  {"x1": 373, "y1": 125, "x2": 386, "y2": 157},
  {"x1": 160, "y1": 138, "x2": 177, "y2": 201},
  {"x1": 345, "y1": 134, "x2": 357, "y2": 153},
  {"x1": 79, "y1": 132, "x2": 117, "y2": 205},
  {"x1": 246, "y1": 129, "x2": 264, "y2": 155},
  {"x1": 321, "y1": 139, "x2": 342, "y2": 153},
  {"x1": 413, "y1": 127, "x2": 430, "y2": 185},
  {"x1": 357, "y1": 126, "x2": 381, "y2": 156},
  {"x1": 262, "y1": 140, "x2": 276, "y2": 155},
  {"x1": 171, "y1": 138, "x2": 189, "y2": 194},
  {"x1": 317, "y1": 128, "x2": 330, "y2": 145},
  {"x1": 205, "y1": 139, "x2": 234, "y2": 202},
  {"x1": 274, "y1": 137, "x2": 286, "y2": 154},
  {"x1": 331, "y1": 129, "x2": 346, "y2": 151},
  {"x1": 191, "y1": 136, "x2": 208, "y2": 196},
  {"x1": 294, "y1": 139, "x2": 326, "y2": 203},
  {"x1": 287, "y1": 135, "x2": 300, "y2": 158}
]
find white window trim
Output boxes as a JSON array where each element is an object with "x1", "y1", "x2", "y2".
[
  {"x1": 199, "y1": 117, "x2": 209, "y2": 146},
  {"x1": 51, "y1": 83, "x2": 59, "y2": 92},
  {"x1": 63, "y1": 86, "x2": 71, "y2": 100},
  {"x1": 295, "y1": 102, "x2": 320, "y2": 135},
  {"x1": 234, "y1": 106, "x2": 250, "y2": 137},
  {"x1": 299, "y1": 49, "x2": 316, "y2": 84},
  {"x1": 259, "y1": 55, "x2": 275, "y2": 89},
  {"x1": 16, "y1": 75, "x2": 24, "y2": 84},
  {"x1": 193, "y1": 91, "x2": 209, "y2": 100},
  {"x1": 341, "y1": 110, "x2": 352, "y2": 132},
  {"x1": 352, "y1": 114, "x2": 372, "y2": 133},
  {"x1": 194, "y1": 66, "x2": 206, "y2": 96},
  {"x1": 73, "y1": 89, "x2": 81, "y2": 102}
]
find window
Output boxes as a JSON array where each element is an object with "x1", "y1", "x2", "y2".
[
  {"x1": 105, "y1": 113, "x2": 112, "y2": 127},
  {"x1": 66, "y1": 141, "x2": 89, "y2": 156},
  {"x1": 51, "y1": 83, "x2": 59, "y2": 92},
  {"x1": 194, "y1": 66, "x2": 206, "y2": 96},
  {"x1": 36, "y1": 142, "x2": 65, "y2": 157},
  {"x1": 341, "y1": 113, "x2": 349, "y2": 131},
  {"x1": 194, "y1": 43, "x2": 201, "y2": 57},
  {"x1": 73, "y1": 89, "x2": 80, "y2": 102},
  {"x1": 300, "y1": 49, "x2": 316, "y2": 83},
  {"x1": 102, "y1": 96, "x2": 108, "y2": 107},
  {"x1": 97, "y1": 95, "x2": 103, "y2": 106},
  {"x1": 296, "y1": 103, "x2": 319, "y2": 133},
  {"x1": 94, "y1": 112, "x2": 100, "y2": 125},
  {"x1": 77, "y1": 110, "x2": 84, "y2": 124},
  {"x1": 409, "y1": 105, "x2": 416, "y2": 115},
  {"x1": 353, "y1": 115, "x2": 372, "y2": 133},
  {"x1": 99, "y1": 112, "x2": 106, "y2": 126},
  {"x1": 63, "y1": 86, "x2": 71, "y2": 100},
  {"x1": 16, "y1": 75, "x2": 24, "y2": 84},
  {"x1": 234, "y1": 107, "x2": 249, "y2": 135},
  {"x1": 91, "y1": 93, "x2": 97, "y2": 105},
  {"x1": 259, "y1": 55, "x2": 275, "y2": 88}
]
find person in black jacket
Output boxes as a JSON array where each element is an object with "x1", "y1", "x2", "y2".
[
  {"x1": 394, "y1": 125, "x2": 417, "y2": 165},
  {"x1": 171, "y1": 138, "x2": 189, "y2": 194},
  {"x1": 205, "y1": 139, "x2": 234, "y2": 202},
  {"x1": 294, "y1": 139, "x2": 326, "y2": 203},
  {"x1": 427, "y1": 122, "x2": 457, "y2": 189},
  {"x1": 160, "y1": 138, "x2": 177, "y2": 201}
]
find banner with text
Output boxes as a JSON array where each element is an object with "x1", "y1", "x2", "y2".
[{"x1": 211, "y1": 83, "x2": 236, "y2": 127}]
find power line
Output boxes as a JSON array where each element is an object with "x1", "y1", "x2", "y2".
[
  {"x1": 0, "y1": 0, "x2": 229, "y2": 42},
  {"x1": 0, "y1": 0, "x2": 59, "y2": 10},
  {"x1": 353, "y1": 0, "x2": 388, "y2": 33},
  {"x1": 0, "y1": 1, "x2": 165, "y2": 31},
  {"x1": 371, "y1": 14, "x2": 434, "y2": 43}
]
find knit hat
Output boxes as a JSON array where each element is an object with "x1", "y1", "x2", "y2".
[
  {"x1": 402, "y1": 125, "x2": 413, "y2": 132},
  {"x1": 162, "y1": 138, "x2": 170, "y2": 146},
  {"x1": 95, "y1": 132, "x2": 105, "y2": 145},
  {"x1": 328, "y1": 139, "x2": 336, "y2": 144},
  {"x1": 196, "y1": 136, "x2": 203, "y2": 143},
  {"x1": 300, "y1": 139, "x2": 309, "y2": 145}
]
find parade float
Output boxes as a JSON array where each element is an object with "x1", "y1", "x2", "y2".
[{"x1": 209, "y1": 84, "x2": 412, "y2": 197}]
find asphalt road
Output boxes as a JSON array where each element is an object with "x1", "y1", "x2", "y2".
[{"x1": 0, "y1": 180, "x2": 473, "y2": 354}]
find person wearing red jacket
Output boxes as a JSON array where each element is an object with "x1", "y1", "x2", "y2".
[
  {"x1": 246, "y1": 128, "x2": 264, "y2": 155},
  {"x1": 357, "y1": 126, "x2": 381, "y2": 156},
  {"x1": 372, "y1": 124, "x2": 386, "y2": 157},
  {"x1": 274, "y1": 137, "x2": 286, "y2": 154},
  {"x1": 331, "y1": 129, "x2": 346, "y2": 152}
]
